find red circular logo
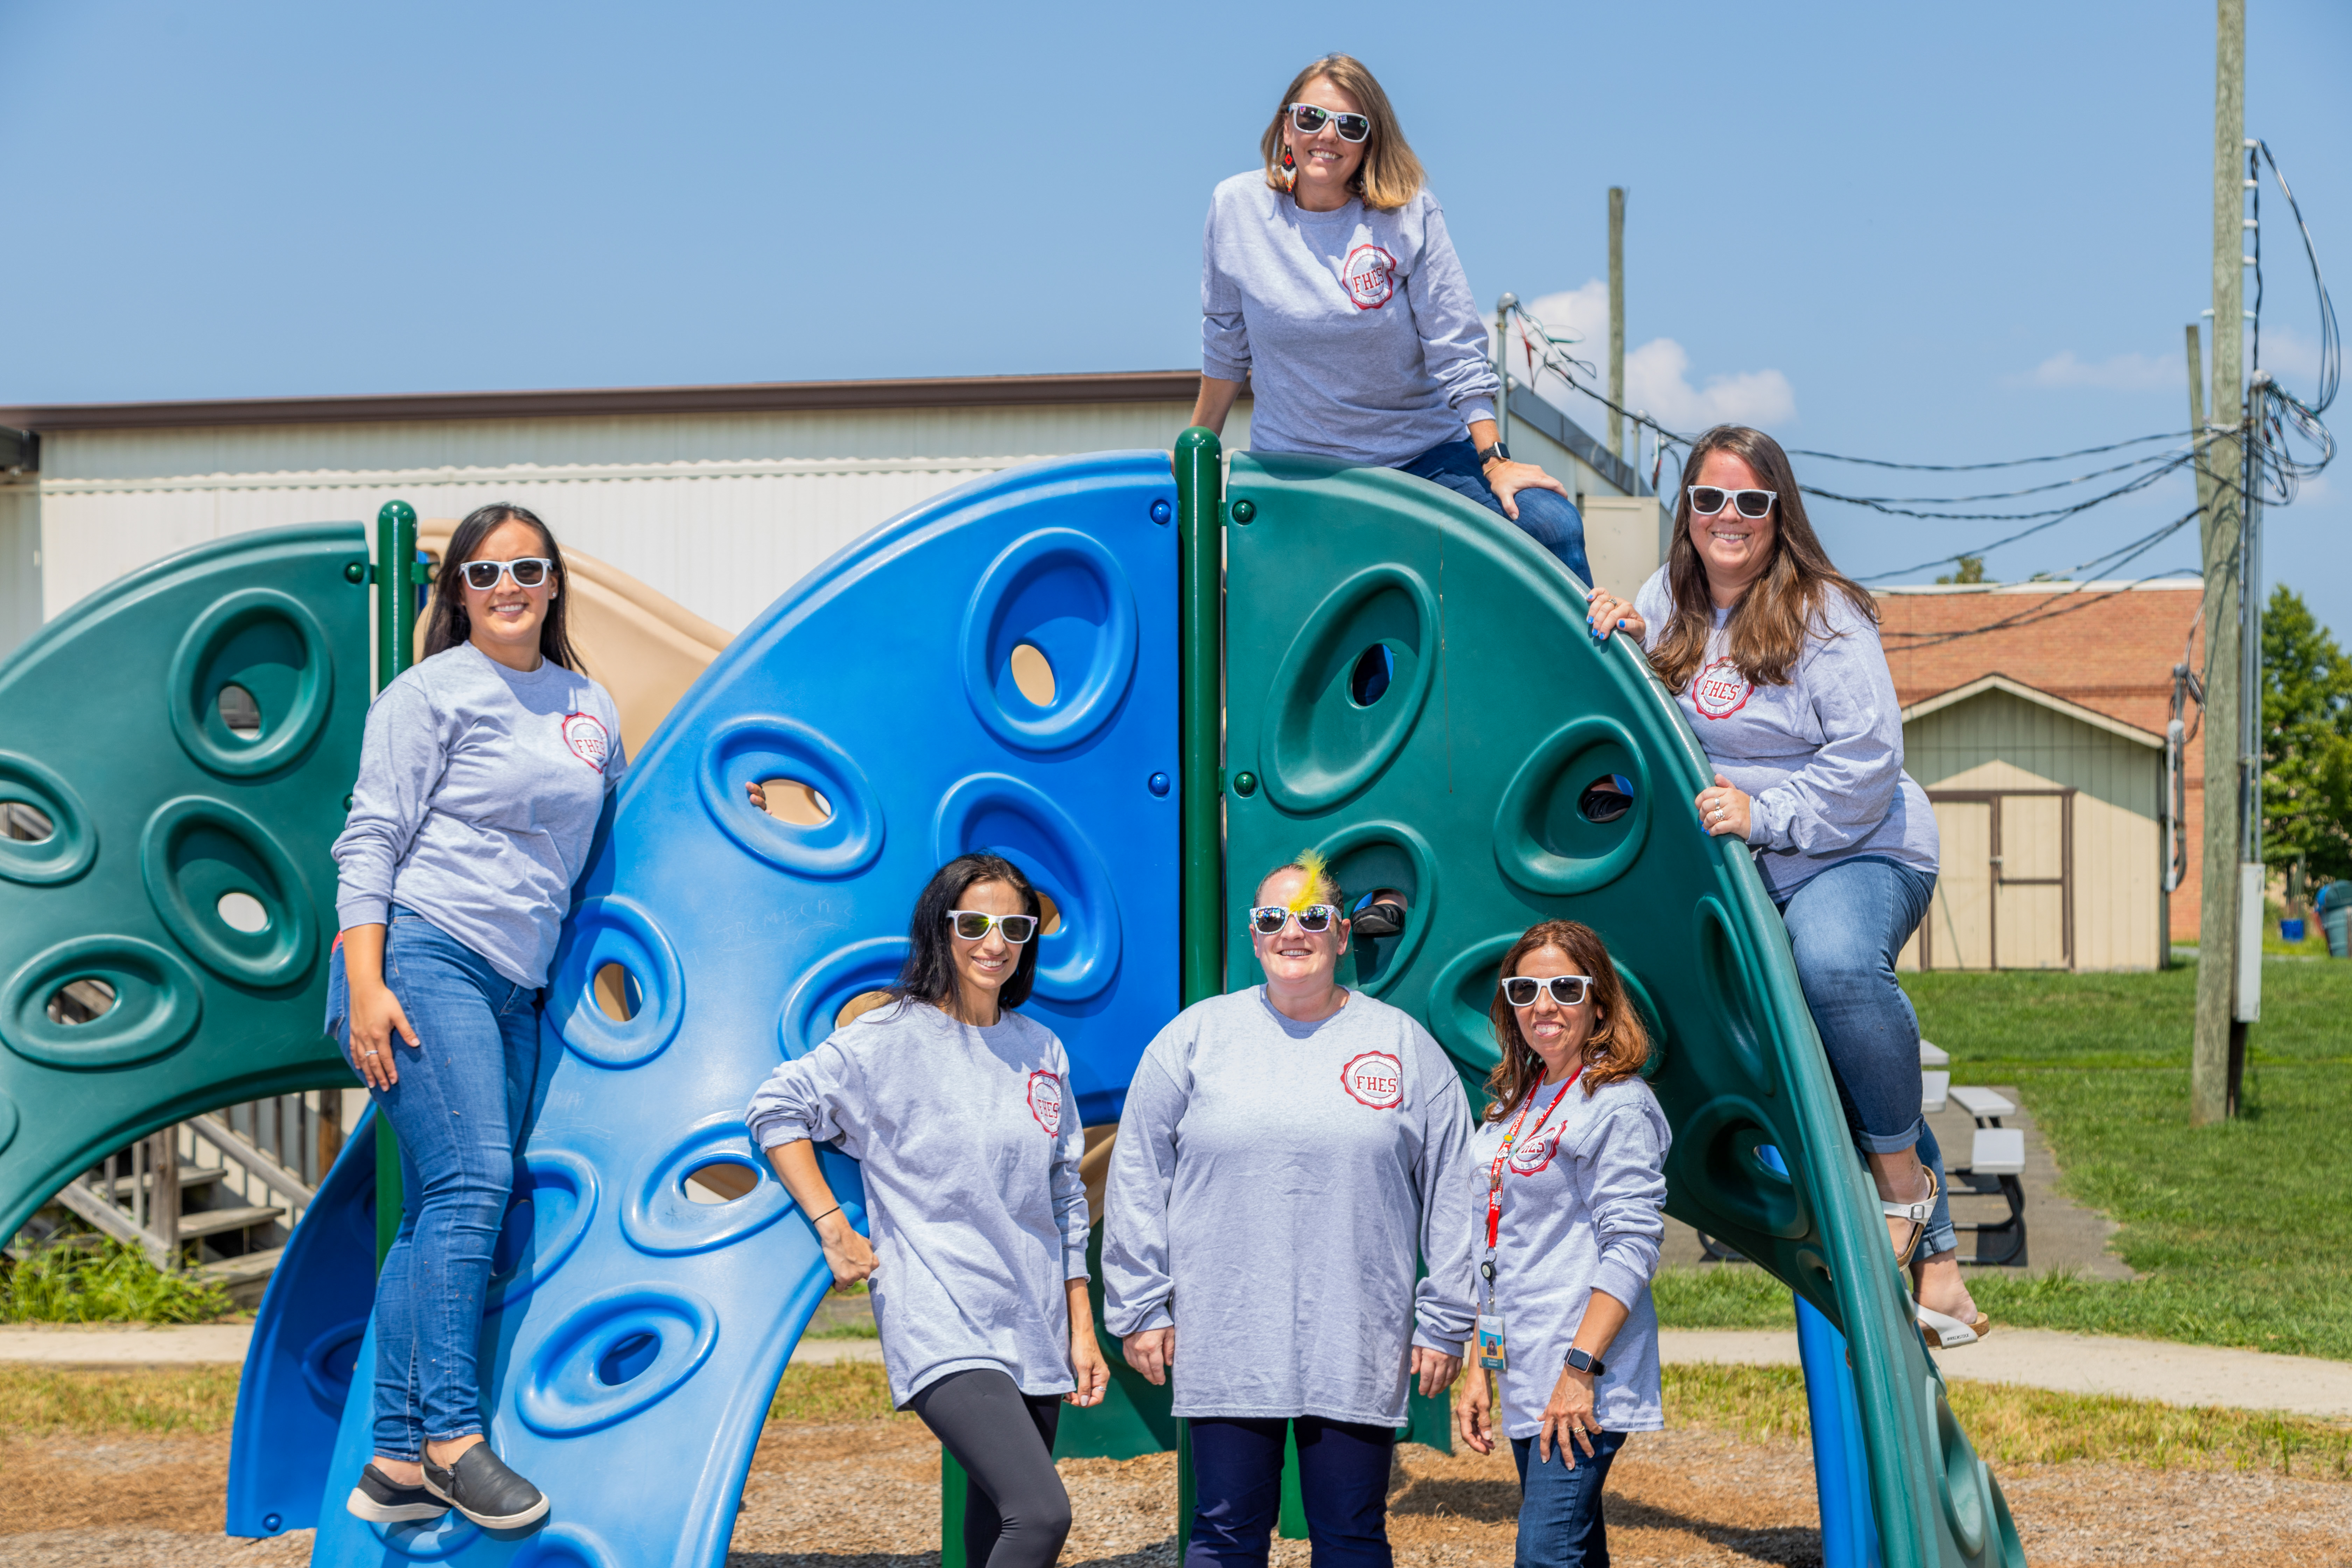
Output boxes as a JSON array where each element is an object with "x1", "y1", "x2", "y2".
[
  {"x1": 1506, "y1": 1130, "x2": 1558, "y2": 1176},
  {"x1": 1689, "y1": 656, "x2": 1753, "y2": 721},
  {"x1": 1342, "y1": 244, "x2": 1397, "y2": 311},
  {"x1": 1340, "y1": 1051, "x2": 1404, "y2": 1109},
  {"x1": 1026, "y1": 1070, "x2": 1064, "y2": 1136},
  {"x1": 561, "y1": 710, "x2": 612, "y2": 769}
]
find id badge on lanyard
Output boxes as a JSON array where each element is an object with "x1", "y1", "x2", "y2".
[{"x1": 1479, "y1": 1071, "x2": 1578, "y2": 1374}]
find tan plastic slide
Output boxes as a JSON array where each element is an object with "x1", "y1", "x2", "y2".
[{"x1": 417, "y1": 520, "x2": 733, "y2": 759}]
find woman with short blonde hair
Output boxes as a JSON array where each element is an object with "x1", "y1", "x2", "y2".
[{"x1": 1189, "y1": 54, "x2": 1592, "y2": 582}]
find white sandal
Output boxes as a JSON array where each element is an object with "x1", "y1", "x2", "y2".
[
  {"x1": 1915, "y1": 1302, "x2": 1991, "y2": 1349},
  {"x1": 1883, "y1": 1168, "x2": 1939, "y2": 1267}
]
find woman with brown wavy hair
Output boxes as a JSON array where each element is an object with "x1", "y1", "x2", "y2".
[
  {"x1": 1584, "y1": 425, "x2": 1984, "y2": 1351},
  {"x1": 1455, "y1": 920, "x2": 1667, "y2": 1568}
]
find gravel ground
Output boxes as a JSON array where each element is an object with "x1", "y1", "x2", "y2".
[{"x1": 5, "y1": 1418, "x2": 2350, "y2": 1567}]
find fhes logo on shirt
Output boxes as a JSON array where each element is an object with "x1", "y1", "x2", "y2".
[
  {"x1": 1690, "y1": 656, "x2": 1754, "y2": 721},
  {"x1": 1342, "y1": 243, "x2": 1397, "y2": 310},
  {"x1": 561, "y1": 711, "x2": 611, "y2": 770},
  {"x1": 1506, "y1": 1129, "x2": 1559, "y2": 1177},
  {"x1": 1340, "y1": 1050, "x2": 1404, "y2": 1110},
  {"x1": 1026, "y1": 1070, "x2": 1064, "y2": 1136}
]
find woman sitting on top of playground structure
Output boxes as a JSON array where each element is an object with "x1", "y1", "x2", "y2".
[
  {"x1": 1185, "y1": 52, "x2": 1592, "y2": 583},
  {"x1": 1102, "y1": 849, "x2": 1477, "y2": 1568},
  {"x1": 1585, "y1": 425, "x2": 1984, "y2": 1349},
  {"x1": 746, "y1": 853, "x2": 1108, "y2": 1568},
  {"x1": 328, "y1": 501, "x2": 624, "y2": 1532},
  {"x1": 1457, "y1": 919, "x2": 1669, "y2": 1568}
]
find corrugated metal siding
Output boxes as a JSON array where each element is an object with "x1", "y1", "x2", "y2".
[
  {"x1": 1901, "y1": 690, "x2": 2162, "y2": 971},
  {"x1": 0, "y1": 484, "x2": 38, "y2": 658}
]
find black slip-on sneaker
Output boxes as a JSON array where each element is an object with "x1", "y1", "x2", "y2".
[
  {"x1": 346, "y1": 1462, "x2": 451, "y2": 1523},
  {"x1": 421, "y1": 1444, "x2": 549, "y2": 1530}
]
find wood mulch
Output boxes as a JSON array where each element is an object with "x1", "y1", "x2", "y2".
[{"x1": 4, "y1": 1416, "x2": 2350, "y2": 1566}]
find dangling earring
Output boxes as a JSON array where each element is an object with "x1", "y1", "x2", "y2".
[{"x1": 1281, "y1": 144, "x2": 1295, "y2": 172}]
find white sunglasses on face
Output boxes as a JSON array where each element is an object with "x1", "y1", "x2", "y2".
[
  {"x1": 1501, "y1": 974, "x2": 1594, "y2": 1007},
  {"x1": 1686, "y1": 486, "x2": 1777, "y2": 519}
]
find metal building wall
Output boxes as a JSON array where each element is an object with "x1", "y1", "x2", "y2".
[{"x1": 26, "y1": 401, "x2": 1245, "y2": 637}]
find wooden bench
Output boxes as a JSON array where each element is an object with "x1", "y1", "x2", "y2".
[{"x1": 1946, "y1": 1087, "x2": 2028, "y2": 1267}]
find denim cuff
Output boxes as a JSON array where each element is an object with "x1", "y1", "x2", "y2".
[{"x1": 1852, "y1": 1115, "x2": 1927, "y2": 1156}]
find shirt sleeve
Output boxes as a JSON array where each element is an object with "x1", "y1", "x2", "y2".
[
  {"x1": 745, "y1": 1035, "x2": 860, "y2": 1154},
  {"x1": 1632, "y1": 567, "x2": 1674, "y2": 650},
  {"x1": 1048, "y1": 1042, "x2": 1092, "y2": 1280},
  {"x1": 1100, "y1": 1046, "x2": 1186, "y2": 1338},
  {"x1": 1575, "y1": 1093, "x2": 1670, "y2": 1315},
  {"x1": 1409, "y1": 1029, "x2": 1478, "y2": 1355},
  {"x1": 1403, "y1": 199, "x2": 1501, "y2": 427},
  {"x1": 1201, "y1": 193, "x2": 1251, "y2": 382},
  {"x1": 1745, "y1": 602, "x2": 1907, "y2": 856},
  {"x1": 330, "y1": 678, "x2": 446, "y2": 932}
]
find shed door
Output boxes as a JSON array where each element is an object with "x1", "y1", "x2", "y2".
[
  {"x1": 1923, "y1": 799, "x2": 1993, "y2": 969},
  {"x1": 1993, "y1": 792, "x2": 2071, "y2": 969}
]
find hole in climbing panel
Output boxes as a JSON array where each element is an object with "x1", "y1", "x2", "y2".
[
  {"x1": 595, "y1": 1330, "x2": 660, "y2": 1386},
  {"x1": 593, "y1": 962, "x2": 642, "y2": 1023},
  {"x1": 835, "y1": 989, "x2": 895, "y2": 1029},
  {"x1": 1347, "y1": 645, "x2": 1395, "y2": 708},
  {"x1": 45, "y1": 978, "x2": 117, "y2": 1026},
  {"x1": 217, "y1": 683, "x2": 263, "y2": 740},
  {"x1": 215, "y1": 890, "x2": 270, "y2": 933},
  {"x1": 1261, "y1": 567, "x2": 1436, "y2": 813},
  {"x1": 1035, "y1": 889, "x2": 1063, "y2": 936},
  {"x1": 682, "y1": 1159, "x2": 760, "y2": 1206},
  {"x1": 1578, "y1": 774, "x2": 1636, "y2": 825},
  {"x1": 0, "y1": 802, "x2": 55, "y2": 843},
  {"x1": 1009, "y1": 642, "x2": 1056, "y2": 707},
  {"x1": 757, "y1": 778, "x2": 832, "y2": 826}
]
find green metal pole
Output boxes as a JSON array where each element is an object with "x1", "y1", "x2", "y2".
[
  {"x1": 1172, "y1": 427, "x2": 1225, "y2": 1544},
  {"x1": 372, "y1": 499, "x2": 418, "y2": 1270}
]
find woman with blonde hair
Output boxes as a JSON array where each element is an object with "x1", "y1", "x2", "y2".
[
  {"x1": 1455, "y1": 919, "x2": 1668, "y2": 1568},
  {"x1": 1585, "y1": 424, "x2": 1981, "y2": 1349},
  {"x1": 1186, "y1": 53, "x2": 1591, "y2": 581}
]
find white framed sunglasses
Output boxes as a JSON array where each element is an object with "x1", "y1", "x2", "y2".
[
  {"x1": 459, "y1": 556, "x2": 556, "y2": 591},
  {"x1": 1250, "y1": 903, "x2": 1340, "y2": 935},
  {"x1": 1501, "y1": 974, "x2": 1594, "y2": 1008},
  {"x1": 1686, "y1": 486, "x2": 1777, "y2": 519},
  {"x1": 946, "y1": 910, "x2": 1038, "y2": 944},
  {"x1": 1287, "y1": 103, "x2": 1371, "y2": 143}
]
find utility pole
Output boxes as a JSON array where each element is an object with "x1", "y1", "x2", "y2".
[
  {"x1": 1608, "y1": 187, "x2": 1627, "y2": 460},
  {"x1": 2191, "y1": 0, "x2": 2246, "y2": 1126}
]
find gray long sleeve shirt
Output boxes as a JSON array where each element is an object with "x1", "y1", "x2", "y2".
[
  {"x1": 1101, "y1": 987, "x2": 1478, "y2": 1427},
  {"x1": 1634, "y1": 570, "x2": 1939, "y2": 897},
  {"x1": 330, "y1": 642, "x2": 626, "y2": 988},
  {"x1": 1469, "y1": 1076, "x2": 1671, "y2": 1436},
  {"x1": 1201, "y1": 172, "x2": 1501, "y2": 467},
  {"x1": 746, "y1": 1001, "x2": 1091, "y2": 1407}
]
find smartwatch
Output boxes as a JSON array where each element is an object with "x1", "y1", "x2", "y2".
[
  {"x1": 1477, "y1": 440, "x2": 1511, "y2": 467},
  {"x1": 1563, "y1": 1346, "x2": 1606, "y2": 1376}
]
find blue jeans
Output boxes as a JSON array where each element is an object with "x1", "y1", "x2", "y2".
[
  {"x1": 1187, "y1": 1416, "x2": 1396, "y2": 1568},
  {"x1": 326, "y1": 906, "x2": 540, "y2": 1459},
  {"x1": 1777, "y1": 858, "x2": 1957, "y2": 1258},
  {"x1": 1510, "y1": 1429, "x2": 1629, "y2": 1568},
  {"x1": 1397, "y1": 439, "x2": 1592, "y2": 584}
]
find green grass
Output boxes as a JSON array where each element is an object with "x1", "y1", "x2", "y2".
[
  {"x1": 1656, "y1": 958, "x2": 2352, "y2": 1360},
  {"x1": 0, "y1": 1365, "x2": 244, "y2": 1434},
  {"x1": 2262, "y1": 898, "x2": 2335, "y2": 957},
  {"x1": 0, "y1": 1237, "x2": 233, "y2": 1324},
  {"x1": 1662, "y1": 1363, "x2": 2352, "y2": 1476}
]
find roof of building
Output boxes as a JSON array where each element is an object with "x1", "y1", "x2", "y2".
[{"x1": 1899, "y1": 672, "x2": 2164, "y2": 748}]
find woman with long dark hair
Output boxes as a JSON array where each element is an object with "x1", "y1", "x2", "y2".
[
  {"x1": 1586, "y1": 425, "x2": 1981, "y2": 1348},
  {"x1": 1454, "y1": 921, "x2": 1668, "y2": 1568},
  {"x1": 746, "y1": 854, "x2": 1108, "y2": 1568},
  {"x1": 1186, "y1": 53, "x2": 1591, "y2": 580},
  {"x1": 328, "y1": 502, "x2": 619, "y2": 1530}
]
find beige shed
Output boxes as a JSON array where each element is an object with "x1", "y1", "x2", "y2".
[{"x1": 1896, "y1": 674, "x2": 2166, "y2": 972}]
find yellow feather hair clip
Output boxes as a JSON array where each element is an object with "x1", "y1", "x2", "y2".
[{"x1": 1287, "y1": 848, "x2": 1333, "y2": 912}]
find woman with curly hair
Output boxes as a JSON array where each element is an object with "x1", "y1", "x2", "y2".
[
  {"x1": 1455, "y1": 920, "x2": 1669, "y2": 1568},
  {"x1": 1585, "y1": 423, "x2": 1979, "y2": 1349}
]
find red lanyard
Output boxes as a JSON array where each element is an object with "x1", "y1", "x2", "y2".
[{"x1": 1485, "y1": 1070, "x2": 1578, "y2": 1249}]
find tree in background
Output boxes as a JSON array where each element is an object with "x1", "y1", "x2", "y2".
[{"x1": 2262, "y1": 586, "x2": 2352, "y2": 893}]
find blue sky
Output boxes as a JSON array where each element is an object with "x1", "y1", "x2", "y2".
[{"x1": 2, "y1": 1, "x2": 2344, "y2": 640}]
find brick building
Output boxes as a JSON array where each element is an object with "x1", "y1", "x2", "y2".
[{"x1": 1875, "y1": 581, "x2": 2206, "y2": 966}]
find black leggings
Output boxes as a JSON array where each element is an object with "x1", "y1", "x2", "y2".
[{"x1": 908, "y1": 1368, "x2": 1070, "y2": 1568}]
